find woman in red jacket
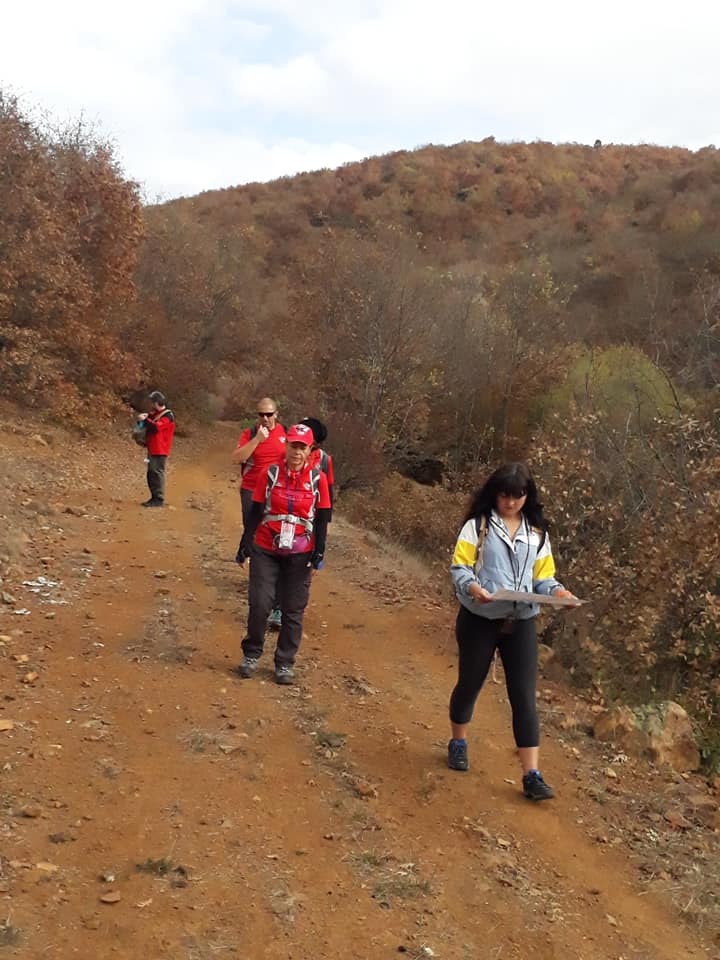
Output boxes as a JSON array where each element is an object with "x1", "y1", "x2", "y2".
[{"x1": 236, "y1": 423, "x2": 331, "y2": 685}]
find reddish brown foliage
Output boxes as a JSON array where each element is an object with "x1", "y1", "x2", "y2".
[{"x1": 0, "y1": 93, "x2": 143, "y2": 423}]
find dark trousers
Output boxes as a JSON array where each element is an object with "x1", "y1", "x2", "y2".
[
  {"x1": 242, "y1": 548, "x2": 312, "y2": 666},
  {"x1": 147, "y1": 455, "x2": 167, "y2": 502},
  {"x1": 449, "y1": 606, "x2": 540, "y2": 748},
  {"x1": 238, "y1": 488, "x2": 254, "y2": 554}
]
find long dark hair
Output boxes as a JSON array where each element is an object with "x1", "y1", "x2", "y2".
[{"x1": 463, "y1": 462, "x2": 549, "y2": 533}]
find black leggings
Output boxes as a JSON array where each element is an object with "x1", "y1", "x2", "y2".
[{"x1": 449, "y1": 606, "x2": 540, "y2": 748}]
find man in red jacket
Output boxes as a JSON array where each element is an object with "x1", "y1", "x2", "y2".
[
  {"x1": 139, "y1": 390, "x2": 175, "y2": 507},
  {"x1": 232, "y1": 397, "x2": 287, "y2": 627}
]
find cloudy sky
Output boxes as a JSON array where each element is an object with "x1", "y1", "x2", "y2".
[{"x1": 1, "y1": 0, "x2": 717, "y2": 200}]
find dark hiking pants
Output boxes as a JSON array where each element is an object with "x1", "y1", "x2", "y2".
[
  {"x1": 242, "y1": 548, "x2": 312, "y2": 666},
  {"x1": 147, "y1": 455, "x2": 167, "y2": 502},
  {"x1": 449, "y1": 606, "x2": 540, "y2": 748},
  {"x1": 238, "y1": 488, "x2": 254, "y2": 553},
  {"x1": 239, "y1": 489, "x2": 279, "y2": 611}
]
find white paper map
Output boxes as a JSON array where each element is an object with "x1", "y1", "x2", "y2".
[{"x1": 491, "y1": 588, "x2": 586, "y2": 607}]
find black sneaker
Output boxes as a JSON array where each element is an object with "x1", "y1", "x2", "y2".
[
  {"x1": 274, "y1": 664, "x2": 295, "y2": 685},
  {"x1": 522, "y1": 770, "x2": 554, "y2": 801},
  {"x1": 237, "y1": 656, "x2": 259, "y2": 678},
  {"x1": 142, "y1": 498, "x2": 164, "y2": 508},
  {"x1": 447, "y1": 739, "x2": 469, "y2": 771}
]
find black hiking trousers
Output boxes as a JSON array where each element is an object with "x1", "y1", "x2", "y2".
[
  {"x1": 242, "y1": 548, "x2": 312, "y2": 666},
  {"x1": 147, "y1": 455, "x2": 167, "y2": 503},
  {"x1": 449, "y1": 605, "x2": 540, "y2": 748}
]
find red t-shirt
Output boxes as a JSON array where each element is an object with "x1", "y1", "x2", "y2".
[
  {"x1": 252, "y1": 460, "x2": 331, "y2": 553},
  {"x1": 236, "y1": 423, "x2": 287, "y2": 491}
]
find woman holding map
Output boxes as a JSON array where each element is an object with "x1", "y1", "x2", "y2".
[{"x1": 447, "y1": 462, "x2": 580, "y2": 801}]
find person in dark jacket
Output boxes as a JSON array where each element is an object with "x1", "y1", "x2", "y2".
[
  {"x1": 236, "y1": 423, "x2": 331, "y2": 685},
  {"x1": 138, "y1": 390, "x2": 175, "y2": 507},
  {"x1": 299, "y1": 416, "x2": 335, "y2": 513}
]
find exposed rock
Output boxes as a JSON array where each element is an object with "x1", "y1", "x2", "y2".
[
  {"x1": 100, "y1": 891, "x2": 122, "y2": 904},
  {"x1": 593, "y1": 701, "x2": 700, "y2": 772},
  {"x1": 683, "y1": 792, "x2": 720, "y2": 830},
  {"x1": 394, "y1": 455, "x2": 444, "y2": 487}
]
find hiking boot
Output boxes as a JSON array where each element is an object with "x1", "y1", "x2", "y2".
[
  {"x1": 274, "y1": 664, "x2": 295, "y2": 685},
  {"x1": 237, "y1": 656, "x2": 259, "y2": 679},
  {"x1": 447, "y1": 739, "x2": 469, "y2": 771},
  {"x1": 267, "y1": 607, "x2": 282, "y2": 630},
  {"x1": 142, "y1": 498, "x2": 163, "y2": 508},
  {"x1": 522, "y1": 770, "x2": 555, "y2": 801}
]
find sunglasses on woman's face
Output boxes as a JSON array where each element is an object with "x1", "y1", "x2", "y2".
[{"x1": 257, "y1": 411, "x2": 276, "y2": 418}]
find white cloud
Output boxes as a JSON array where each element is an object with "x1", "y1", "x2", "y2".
[
  {"x1": 229, "y1": 55, "x2": 331, "y2": 111},
  {"x1": 130, "y1": 130, "x2": 363, "y2": 201},
  {"x1": 2, "y1": 0, "x2": 719, "y2": 198}
]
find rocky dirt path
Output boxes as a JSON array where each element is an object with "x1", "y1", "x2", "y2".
[{"x1": 0, "y1": 422, "x2": 717, "y2": 959}]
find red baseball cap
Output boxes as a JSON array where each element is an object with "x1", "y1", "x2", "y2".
[{"x1": 286, "y1": 423, "x2": 314, "y2": 446}]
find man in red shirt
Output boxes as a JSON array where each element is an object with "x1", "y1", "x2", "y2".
[
  {"x1": 232, "y1": 397, "x2": 286, "y2": 556},
  {"x1": 236, "y1": 423, "x2": 331, "y2": 684},
  {"x1": 138, "y1": 390, "x2": 175, "y2": 507}
]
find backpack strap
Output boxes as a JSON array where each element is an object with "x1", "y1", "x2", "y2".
[
  {"x1": 531, "y1": 525, "x2": 547, "y2": 552},
  {"x1": 474, "y1": 515, "x2": 488, "y2": 569},
  {"x1": 240, "y1": 424, "x2": 258, "y2": 476},
  {"x1": 263, "y1": 463, "x2": 280, "y2": 513},
  {"x1": 319, "y1": 449, "x2": 329, "y2": 475},
  {"x1": 262, "y1": 466, "x2": 321, "y2": 534}
]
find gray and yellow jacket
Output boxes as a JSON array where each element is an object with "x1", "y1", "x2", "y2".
[{"x1": 450, "y1": 511, "x2": 565, "y2": 620}]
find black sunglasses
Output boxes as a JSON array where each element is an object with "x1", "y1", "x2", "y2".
[{"x1": 257, "y1": 411, "x2": 277, "y2": 418}]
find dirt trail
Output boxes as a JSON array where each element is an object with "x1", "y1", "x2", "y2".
[{"x1": 0, "y1": 425, "x2": 715, "y2": 959}]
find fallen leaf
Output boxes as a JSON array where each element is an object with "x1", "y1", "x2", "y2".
[
  {"x1": 36, "y1": 861, "x2": 59, "y2": 873},
  {"x1": 0, "y1": 719, "x2": 15, "y2": 732},
  {"x1": 22, "y1": 671, "x2": 39, "y2": 684},
  {"x1": 135, "y1": 898, "x2": 153, "y2": 909}
]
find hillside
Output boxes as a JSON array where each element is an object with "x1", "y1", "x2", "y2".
[{"x1": 143, "y1": 137, "x2": 720, "y2": 435}]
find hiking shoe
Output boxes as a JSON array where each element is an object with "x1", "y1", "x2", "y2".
[
  {"x1": 274, "y1": 664, "x2": 295, "y2": 685},
  {"x1": 238, "y1": 656, "x2": 259, "y2": 679},
  {"x1": 267, "y1": 607, "x2": 282, "y2": 630},
  {"x1": 142, "y1": 498, "x2": 163, "y2": 508},
  {"x1": 522, "y1": 770, "x2": 555, "y2": 801},
  {"x1": 447, "y1": 739, "x2": 469, "y2": 771}
]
